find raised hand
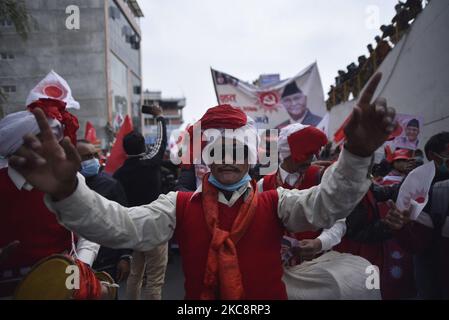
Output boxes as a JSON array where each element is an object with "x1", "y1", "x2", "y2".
[
  {"x1": 9, "y1": 108, "x2": 80, "y2": 200},
  {"x1": 382, "y1": 200, "x2": 412, "y2": 231},
  {"x1": 344, "y1": 73, "x2": 397, "y2": 157},
  {"x1": 142, "y1": 104, "x2": 163, "y2": 117},
  {"x1": 291, "y1": 239, "x2": 322, "y2": 262}
]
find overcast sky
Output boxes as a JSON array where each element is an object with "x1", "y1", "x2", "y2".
[{"x1": 138, "y1": 0, "x2": 396, "y2": 126}]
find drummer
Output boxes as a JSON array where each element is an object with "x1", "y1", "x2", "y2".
[{"x1": 0, "y1": 71, "x2": 100, "y2": 298}]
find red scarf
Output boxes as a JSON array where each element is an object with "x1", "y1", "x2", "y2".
[
  {"x1": 200, "y1": 174, "x2": 258, "y2": 300},
  {"x1": 28, "y1": 98, "x2": 79, "y2": 145}
]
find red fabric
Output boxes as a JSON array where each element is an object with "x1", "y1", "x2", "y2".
[
  {"x1": 393, "y1": 223, "x2": 433, "y2": 254},
  {"x1": 377, "y1": 201, "x2": 416, "y2": 299},
  {"x1": 27, "y1": 98, "x2": 79, "y2": 145},
  {"x1": 334, "y1": 191, "x2": 384, "y2": 274},
  {"x1": 200, "y1": 175, "x2": 259, "y2": 300},
  {"x1": 72, "y1": 258, "x2": 102, "y2": 300},
  {"x1": 104, "y1": 115, "x2": 133, "y2": 174},
  {"x1": 85, "y1": 121, "x2": 100, "y2": 145},
  {"x1": 262, "y1": 165, "x2": 323, "y2": 192},
  {"x1": 336, "y1": 189, "x2": 416, "y2": 300},
  {"x1": 333, "y1": 112, "x2": 401, "y2": 144},
  {"x1": 0, "y1": 169, "x2": 72, "y2": 271},
  {"x1": 197, "y1": 104, "x2": 247, "y2": 130},
  {"x1": 175, "y1": 190, "x2": 287, "y2": 300},
  {"x1": 261, "y1": 165, "x2": 323, "y2": 262},
  {"x1": 333, "y1": 114, "x2": 352, "y2": 144},
  {"x1": 184, "y1": 105, "x2": 248, "y2": 166},
  {"x1": 387, "y1": 148, "x2": 412, "y2": 163},
  {"x1": 287, "y1": 127, "x2": 328, "y2": 163}
]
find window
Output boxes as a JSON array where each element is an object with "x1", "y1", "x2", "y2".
[
  {"x1": 133, "y1": 85, "x2": 141, "y2": 95},
  {"x1": 0, "y1": 53, "x2": 15, "y2": 60},
  {"x1": 0, "y1": 19, "x2": 13, "y2": 27},
  {"x1": 2, "y1": 86, "x2": 16, "y2": 93},
  {"x1": 130, "y1": 35, "x2": 140, "y2": 50},
  {"x1": 109, "y1": 6, "x2": 121, "y2": 20}
]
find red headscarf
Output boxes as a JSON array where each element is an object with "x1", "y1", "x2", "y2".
[
  {"x1": 27, "y1": 98, "x2": 79, "y2": 145},
  {"x1": 287, "y1": 126, "x2": 328, "y2": 163},
  {"x1": 181, "y1": 105, "x2": 249, "y2": 166}
]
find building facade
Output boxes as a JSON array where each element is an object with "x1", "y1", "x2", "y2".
[
  {"x1": 142, "y1": 90, "x2": 185, "y2": 146},
  {"x1": 0, "y1": 0, "x2": 144, "y2": 148}
]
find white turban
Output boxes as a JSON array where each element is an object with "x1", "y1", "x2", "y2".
[
  {"x1": 278, "y1": 123, "x2": 309, "y2": 161},
  {"x1": 0, "y1": 111, "x2": 63, "y2": 166}
]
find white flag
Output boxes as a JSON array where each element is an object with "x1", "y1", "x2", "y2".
[
  {"x1": 26, "y1": 70, "x2": 80, "y2": 109},
  {"x1": 396, "y1": 161, "x2": 435, "y2": 220}
]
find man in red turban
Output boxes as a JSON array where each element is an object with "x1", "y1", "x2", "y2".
[{"x1": 11, "y1": 73, "x2": 397, "y2": 300}]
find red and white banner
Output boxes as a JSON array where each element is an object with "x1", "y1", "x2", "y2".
[{"x1": 211, "y1": 63, "x2": 326, "y2": 129}]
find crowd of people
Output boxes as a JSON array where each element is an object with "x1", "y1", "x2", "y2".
[
  {"x1": 326, "y1": 0, "x2": 429, "y2": 109},
  {"x1": 0, "y1": 69, "x2": 447, "y2": 301}
]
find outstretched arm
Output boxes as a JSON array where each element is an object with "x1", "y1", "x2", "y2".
[
  {"x1": 9, "y1": 108, "x2": 177, "y2": 251},
  {"x1": 278, "y1": 149, "x2": 373, "y2": 231},
  {"x1": 45, "y1": 175, "x2": 177, "y2": 251},
  {"x1": 318, "y1": 219, "x2": 346, "y2": 251},
  {"x1": 278, "y1": 73, "x2": 397, "y2": 232}
]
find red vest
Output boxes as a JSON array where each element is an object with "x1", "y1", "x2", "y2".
[
  {"x1": 175, "y1": 190, "x2": 287, "y2": 300},
  {"x1": 335, "y1": 191, "x2": 384, "y2": 268},
  {"x1": 262, "y1": 166, "x2": 323, "y2": 241},
  {"x1": 335, "y1": 189, "x2": 416, "y2": 299},
  {"x1": 262, "y1": 165, "x2": 322, "y2": 192},
  {"x1": 0, "y1": 168, "x2": 72, "y2": 271}
]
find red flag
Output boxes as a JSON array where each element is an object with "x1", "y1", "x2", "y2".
[
  {"x1": 85, "y1": 121, "x2": 100, "y2": 145},
  {"x1": 104, "y1": 115, "x2": 133, "y2": 174},
  {"x1": 333, "y1": 114, "x2": 352, "y2": 144},
  {"x1": 333, "y1": 111, "x2": 402, "y2": 144}
]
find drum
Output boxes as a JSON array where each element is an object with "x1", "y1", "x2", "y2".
[{"x1": 13, "y1": 254, "x2": 116, "y2": 300}]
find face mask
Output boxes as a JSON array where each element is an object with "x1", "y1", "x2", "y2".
[
  {"x1": 438, "y1": 162, "x2": 449, "y2": 175},
  {"x1": 434, "y1": 153, "x2": 449, "y2": 176},
  {"x1": 208, "y1": 174, "x2": 252, "y2": 192},
  {"x1": 80, "y1": 158, "x2": 100, "y2": 177}
]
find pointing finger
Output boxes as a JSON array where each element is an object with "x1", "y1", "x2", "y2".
[
  {"x1": 31, "y1": 108, "x2": 57, "y2": 143},
  {"x1": 61, "y1": 137, "x2": 81, "y2": 164},
  {"x1": 358, "y1": 72, "x2": 382, "y2": 108}
]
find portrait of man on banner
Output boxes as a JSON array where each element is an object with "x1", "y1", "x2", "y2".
[
  {"x1": 277, "y1": 81, "x2": 322, "y2": 128},
  {"x1": 393, "y1": 116, "x2": 422, "y2": 150}
]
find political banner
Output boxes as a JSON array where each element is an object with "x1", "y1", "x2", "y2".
[
  {"x1": 390, "y1": 114, "x2": 423, "y2": 151},
  {"x1": 211, "y1": 63, "x2": 326, "y2": 129}
]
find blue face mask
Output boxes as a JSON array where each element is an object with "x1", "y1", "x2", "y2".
[
  {"x1": 208, "y1": 174, "x2": 252, "y2": 192},
  {"x1": 80, "y1": 158, "x2": 100, "y2": 177}
]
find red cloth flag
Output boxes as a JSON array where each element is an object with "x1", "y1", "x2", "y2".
[
  {"x1": 333, "y1": 111, "x2": 402, "y2": 144},
  {"x1": 104, "y1": 115, "x2": 133, "y2": 174},
  {"x1": 333, "y1": 114, "x2": 352, "y2": 145},
  {"x1": 85, "y1": 121, "x2": 100, "y2": 145}
]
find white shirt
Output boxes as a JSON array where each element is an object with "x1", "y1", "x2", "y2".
[
  {"x1": 260, "y1": 165, "x2": 346, "y2": 251},
  {"x1": 7, "y1": 167, "x2": 100, "y2": 266},
  {"x1": 279, "y1": 166, "x2": 300, "y2": 187},
  {"x1": 44, "y1": 149, "x2": 371, "y2": 252}
]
